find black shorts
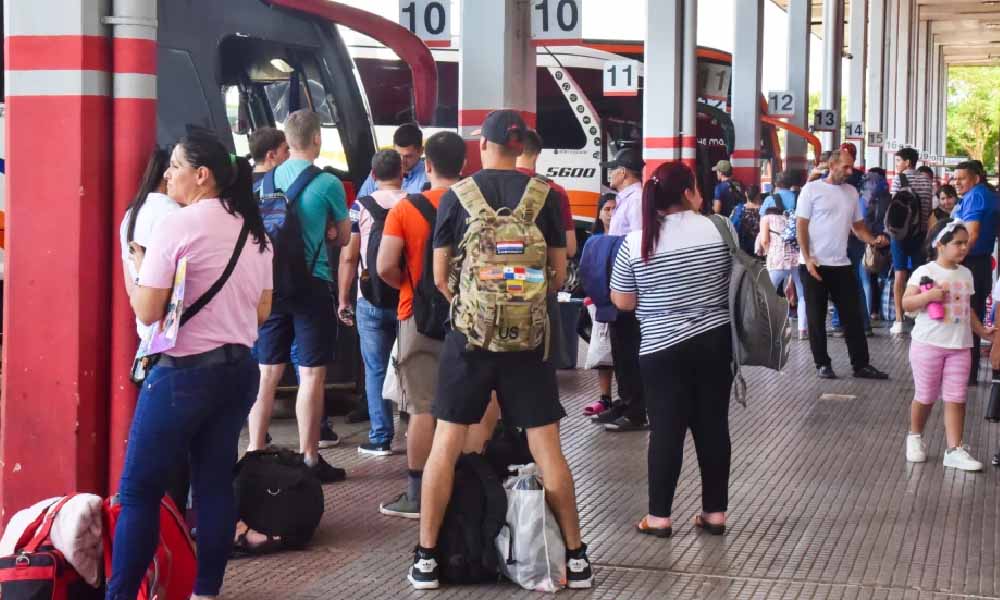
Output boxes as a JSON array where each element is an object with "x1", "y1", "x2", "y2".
[
  {"x1": 433, "y1": 330, "x2": 566, "y2": 429},
  {"x1": 256, "y1": 278, "x2": 336, "y2": 368}
]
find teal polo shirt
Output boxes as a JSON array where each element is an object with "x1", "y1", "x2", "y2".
[{"x1": 273, "y1": 159, "x2": 348, "y2": 281}]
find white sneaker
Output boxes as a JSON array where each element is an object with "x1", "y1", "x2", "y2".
[
  {"x1": 906, "y1": 434, "x2": 927, "y2": 463},
  {"x1": 890, "y1": 321, "x2": 906, "y2": 335},
  {"x1": 943, "y1": 446, "x2": 983, "y2": 471}
]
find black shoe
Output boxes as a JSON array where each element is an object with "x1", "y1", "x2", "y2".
[
  {"x1": 318, "y1": 425, "x2": 340, "y2": 449},
  {"x1": 346, "y1": 407, "x2": 370, "y2": 424},
  {"x1": 265, "y1": 431, "x2": 273, "y2": 445},
  {"x1": 358, "y1": 441, "x2": 393, "y2": 457},
  {"x1": 817, "y1": 365, "x2": 837, "y2": 379},
  {"x1": 992, "y1": 452, "x2": 1000, "y2": 467},
  {"x1": 604, "y1": 415, "x2": 648, "y2": 432},
  {"x1": 591, "y1": 401, "x2": 626, "y2": 424},
  {"x1": 566, "y1": 543, "x2": 593, "y2": 589},
  {"x1": 407, "y1": 546, "x2": 440, "y2": 590},
  {"x1": 853, "y1": 365, "x2": 889, "y2": 380},
  {"x1": 308, "y1": 455, "x2": 346, "y2": 484}
]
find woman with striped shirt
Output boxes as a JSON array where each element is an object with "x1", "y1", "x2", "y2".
[{"x1": 610, "y1": 161, "x2": 735, "y2": 538}]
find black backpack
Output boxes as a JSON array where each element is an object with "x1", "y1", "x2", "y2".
[
  {"x1": 258, "y1": 167, "x2": 323, "y2": 301},
  {"x1": 438, "y1": 453, "x2": 508, "y2": 584},
  {"x1": 357, "y1": 196, "x2": 401, "y2": 309},
  {"x1": 483, "y1": 420, "x2": 534, "y2": 480},
  {"x1": 233, "y1": 449, "x2": 324, "y2": 549},
  {"x1": 884, "y1": 173, "x2": 921, "y2": 240},
  {"x1": 407, "y1": 193, "x2": 449, "y2": 339}
]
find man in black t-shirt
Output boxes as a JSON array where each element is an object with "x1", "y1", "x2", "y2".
[{"x1": 407, "y1": 110, "x2": 593, "y2": 590}]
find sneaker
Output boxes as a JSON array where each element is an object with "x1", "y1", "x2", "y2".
[
  {"x1": 853, "y1": 365, "x2": 889, "y2": 380},
  {"x1": 889, "y1": 320, "x2": 906, "y2": 335},
  {"x1": 591, "y1": 401, "x2": 626, "y2": 424},
  {"x1": 380, "y1": 492, "x2": 419, "y2": 519},
  {"x1": 308, "y1": 455, "x2": 347, "y2": 483},
  {"x1": 408, "y1": 546, "x2": 440, "y2": 590},
  {"x1": 345, "y1": 407, "x2": 370, "y2": 424},
  {"x1": 318, "y1": 424, "x2": 340, "y2": 449},
  {"x1": 943, "y1": 446, "x2": 983, "y2": 471},
  {"x1": 905, "y1": 433, "x2": 927, "y2": 463},
  {"x1": 604, "y1": 415, "x2": 648, "y2": 432},
  {"x1": 865, "y1": 327, "x2": 874, "y2": 337},
  {"x1": 817, "y1": 365, "x2": 837, "y2": 379},
  {"x1": 566, "y1": 543, "x2": 593, "y2": 589},
  {"x1": 827, "y1": 327, "x2": 845, "y2": 338},
  {"x1": 359, "y1": 441, "x2": 393, "y2": 457}
]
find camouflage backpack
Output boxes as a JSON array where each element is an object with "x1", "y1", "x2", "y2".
[{"x1": 449, "y1": 176, "x2": 551, "y2": 354}]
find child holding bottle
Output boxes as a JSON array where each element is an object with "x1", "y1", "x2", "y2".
[{"x1": 902, "y1": 218, "x2": 992, "y2": 471}]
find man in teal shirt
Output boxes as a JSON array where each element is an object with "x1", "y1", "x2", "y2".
[{"x1": 248, "y1": 109, "x2": 351, "y2": 483}]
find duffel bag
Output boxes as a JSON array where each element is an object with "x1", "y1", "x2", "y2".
[{"x1": 234, "y1": 448, "x2": 324, "y2": 549}]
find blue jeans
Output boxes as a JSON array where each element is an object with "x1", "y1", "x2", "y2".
[
  {"x1": 106, "y1": 353, "x2": 259, "y2": 599},
  {"x1": 769, "y1": 267, "x2": 807, "y2": 331},
  {"x1": 832, "y1": 243, "x2": 871, "y2": 330},
  {"x1": 356, "y1": 297, "x2": 398, "y2": 444}
]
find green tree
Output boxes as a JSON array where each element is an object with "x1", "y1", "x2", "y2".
[{"x1": 947, "y1": 66, "x2": 1000, "y2": 174}]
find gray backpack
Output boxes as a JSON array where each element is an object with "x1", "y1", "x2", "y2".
[{"x1": 709, "y1": 215, "x2": 792, "y2": 406}]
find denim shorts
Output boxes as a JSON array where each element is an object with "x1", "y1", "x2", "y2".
[
  {"x1": 256, "y1": 277, "x2": 336, "y2": 367},
  {"x1": 890, "y1": 236, "x2": 925, "y2": 272}
]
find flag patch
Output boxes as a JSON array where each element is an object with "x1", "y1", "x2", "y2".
[{"x1": 496, "y1": 241, "x2": 525, "y2": 255}]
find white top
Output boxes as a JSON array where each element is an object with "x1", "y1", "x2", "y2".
[
  {"x1": 610, "y1": 211, "x2": 732, "y2": 355},
  {"x1": 118, "y1": 193, "x2": 181, "y2": 337},
  {"x1": 906, "y1": 262, "x2": 974, "y2": 350},
  {"x1": 608, "y1": 182, "x2": 643, "y2": 235},
  {"x1": 795, "y1": 179, "x2": 862, "y2": 267}
]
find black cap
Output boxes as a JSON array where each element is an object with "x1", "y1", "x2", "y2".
[
  {"x1": 471, "y1": 109, "x2": 527, "y2": 151},
  {"x1": 600, "y1": 147, "x2": 645, "y2": 172}
]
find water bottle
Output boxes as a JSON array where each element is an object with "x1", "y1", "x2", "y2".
[{"x1": 920, "y1": 276, "x2": 945, "y2": 320}]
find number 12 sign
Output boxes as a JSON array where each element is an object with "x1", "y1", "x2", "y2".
[{"x1": 604, "y1": 60, "x2": 639, "y2": 97}]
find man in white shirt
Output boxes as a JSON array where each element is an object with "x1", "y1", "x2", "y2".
[
  {"x1": 797, "y1": 149, "x2": 891, "y2": 380},
  {"x1": 604, "y1": 148, "x2": 644, "y2": 236}
]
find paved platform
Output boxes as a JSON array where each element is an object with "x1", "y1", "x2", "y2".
[{"x1": 226, "y1": 325, "x2": 1000, "y2": 599}]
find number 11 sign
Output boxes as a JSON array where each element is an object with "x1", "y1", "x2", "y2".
[{"x1": 604, "y1": 60, "x2": 639, "y2": 97}]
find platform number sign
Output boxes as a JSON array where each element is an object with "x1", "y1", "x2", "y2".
[
  {"x1": 767, "y1": 91, "x2": 796, "y2": 118},
  {"x1": 867, "y1": 131, "x2": 885, "y2": 148},
  {"x1": 399, "y1": 0, "x2": 450, "y2": 47},
  {"x1": 604, "y1": 60, "x2": 639, "y2": 97},
  {"x1": 813, "y1": 109, "x2": 839, "y2": 132},
  {"x1": 845, "y1": 121, "x2": 864, "y2": 140},
  {"x1": 532, "y1": 0, "x2": 582, "y2": 43}
]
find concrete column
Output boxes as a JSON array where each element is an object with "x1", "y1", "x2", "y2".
[
  {"x1": 865, "y1": 0, "x2": 886, "y2": 168},
  {"x1": 846, "y1": 0, "x2": 867, "y2": 164},
  {"x1": 731, "y1": 0, "x2": 764, "y2": 186},
  {"x1": 893, "y1": 0, "x2": 913, "y2": 163},
  {"x1": 680, "y1": 0, "x2": 698, "y2": 169},
  {"x1": 914, "y1": 19, "x2": 929, "y2": 152},
  {"x1": 2, "y1": 0, "x2": 112, "y2": 522},
  {"x1": 458, "y1": 0, "x2": 535, "y2": 173},
  {"x1": 928, "y1": 40, "x2": 940, "y2": 161},
  {"x1": 939, "y1": 54, "x2": 948, "y2": 159},
  {"x1": 641, "y1": 0, "x2": 683, "y2": 176},
  {"x1": 884, "y1": 0, "x2": 897, "y2": 169},
  {"x1": 821, "y1": 0, "x2": 845, "y2": 149},
  {"x1": 785, "y1": 0, "x2": 811, "y2": 176}
]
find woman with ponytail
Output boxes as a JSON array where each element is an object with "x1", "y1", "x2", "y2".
[
  {"x1": 610, "y1": 161, "x2": 736, "y2": 539},
  {"x1": 108, "y1": 131, "x2": 273, "y2": 600}
]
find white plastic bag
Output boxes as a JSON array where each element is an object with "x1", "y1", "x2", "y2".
[
  {"x1": 584, "y1": 304, "x2": 613, "y2": 370},
  {"x1": 496, "y1": 465, "x2": 566, "y2": 592},
  {"x1": 382, "y1": 340, "x2": 401, "y2": 403}
]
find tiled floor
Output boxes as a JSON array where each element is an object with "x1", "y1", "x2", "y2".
[{"x1": 226, "y1": 326, "x2": 1000, "y2": 599}]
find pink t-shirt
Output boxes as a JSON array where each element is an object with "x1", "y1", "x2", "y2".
[{"x1": 138, "y1": 198, "x2": 273, "y2": 357}]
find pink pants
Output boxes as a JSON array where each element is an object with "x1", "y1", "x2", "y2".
[{"x1": 909, "y1": 340, "x2": 971, "y2": 405}]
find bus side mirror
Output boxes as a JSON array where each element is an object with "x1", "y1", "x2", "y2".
[{"x1": 235, "y1": 91, "x2": 251, "y2": 136}]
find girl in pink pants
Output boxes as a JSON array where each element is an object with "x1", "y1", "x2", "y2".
[{"x1": 902, "y1": 218, "x2": 992, "y2": 471}]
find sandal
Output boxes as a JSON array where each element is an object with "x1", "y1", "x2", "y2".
[
  {"x1": 693, "y1": 514, "x2": 726, "y2": 536},
  {"x1": 583, "y1": 395, "x2": 612, "y2": 416},
  {"x1": 635, "y1": 516, "x2": 672, "y2": 538},
  {"x1": 231, "y1": 525, "x2": 283, "y2": 559}
]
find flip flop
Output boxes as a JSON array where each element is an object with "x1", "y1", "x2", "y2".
[
  {"x1": 635, "y1": 516, "x2": 672, "y2": 538},
  {"x1": 583, "y1": 399, "x2": 608, "y2": 416},
  {"x1": 693, "y1": 514, "x2": 726, "y2": 536},
  {"x1": 231, "y1": 527, "x2": 283, "y2": 559}
]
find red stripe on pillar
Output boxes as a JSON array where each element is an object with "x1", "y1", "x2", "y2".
[
  {"x1": 731, "y1": 149, "x2": 760, "y2": 158},
  {"x1": 732, "y1": 167, "x2": 761, "y2": 187},
  {"x1": 112, "y1": 38, "x2": 157, "y2": 75},
  {"x1": 6, "y1": 35, "x2": 111, "y2": 71},
  {"x1": 644, "y1": 136, "x2": 697, "y2": 149}
]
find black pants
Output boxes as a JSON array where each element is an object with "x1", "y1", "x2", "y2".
[
  {"x1": 964, "y1": 254, "x2": 992, "y2": 381},
  {"x1": 641, "y1": 325, "x2": 733, "y2": 518},
  {"x1": 800, "y1": 264, "x2": 870, "y2": 370},
  {"x1": 609, "y1": 311, "x2": 645, "y2": 422}
]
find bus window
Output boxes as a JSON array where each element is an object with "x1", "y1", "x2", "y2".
[
  {"x1": 537, "y1": 69, "x2": 586, "y2": 150},
  {"x1": 353, "y1": 56, "x2": 458, "y2": 131}
]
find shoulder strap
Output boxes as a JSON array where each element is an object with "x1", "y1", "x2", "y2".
[
  {"x1": 514, "y1": 177, "x2": 550, "y2": 224},
  {"x1": 898, "y1": 173, "x2": 910, "y2": 190},
  {"x1": 358, "y1": 195, "x2": 389, "y2": 222},
  {"x1": 408, "y1": 193, "x2": 437, "y2": 226},
  {"x1": 180, "y1": 223, "x2": 250, "y2": 327},
  {"x1": 23, "y1": 495, "x2": 76, "y2": 553},
  {"x1": 452, "y1": 178, "x2": 492, "y2": 217},
  {"x1": 709, "y1": 214, "x2": 738, "y2": 254},
  {"x1": 285, "y1": 165, "x2": 323, "y2": 203},
  {"x1": 261, "y1": 169, "x2": 277, "y2": 197}
]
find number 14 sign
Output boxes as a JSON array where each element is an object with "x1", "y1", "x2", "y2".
[{"x1": 604, "y1": 60, "x2": 639, "y2": 97}]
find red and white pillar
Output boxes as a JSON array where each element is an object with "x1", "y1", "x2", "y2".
[
  {"x1": 642, "y1": 0, "x2": 685, "y2": 178},
  {"x1": 2, "y1": 0, "x2": 112, "y2": 522},
  {"x1": 731, "y1": 0, "x2": 765, "y2": 187},
  {"x1": 458, "y1": 0, "x2": 535, "y2": 173},
  {"x1": 107, "y1": 0, "x2": 158, "y2": 492}
]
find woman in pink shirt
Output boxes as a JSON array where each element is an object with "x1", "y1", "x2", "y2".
[{"x1": 107, "y1": 131, "x2": 273, "y2": 600}]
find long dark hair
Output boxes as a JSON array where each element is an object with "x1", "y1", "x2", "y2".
[
  {"x1": 591, "y1": 193, "x2": 616, "y2": 235},
  {"x1": 641, "y1": 162, "x2": 696, "y2": 262},
  {"x1": 176, "y1": 132, "x2": 268, "y2": 252},
  {"x1": 125, "y1": 148, "x2": 171, "y2": 243}
]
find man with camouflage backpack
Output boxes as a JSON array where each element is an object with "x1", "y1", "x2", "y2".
[{"x1": 406, "y1": 110, "x2": 593, "y2": 590}]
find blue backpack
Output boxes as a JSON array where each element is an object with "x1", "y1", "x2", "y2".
[{"x1": 258, "y1": 167, "x2": 323, "y2": 301}]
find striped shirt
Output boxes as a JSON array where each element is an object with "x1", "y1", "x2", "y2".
[
  {"x1": 891, "y1": 169, "x2": 934, "y2": 233},
  {"x1": 610, "y1": 211, "x2": 732, "y2": 356}
]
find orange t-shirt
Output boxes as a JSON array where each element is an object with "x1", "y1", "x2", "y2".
[{"x1": 383, "y1": 187, "x2": 446, "y2": 320}]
